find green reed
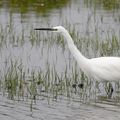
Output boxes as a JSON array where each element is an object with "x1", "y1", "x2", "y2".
[{"x1": 0, "y1": 22, "x2": 119, "y2": 111}]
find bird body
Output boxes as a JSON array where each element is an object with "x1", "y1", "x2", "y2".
[
  {"x1": 35, "y1": 26, "x2": 120, "y2": 97},
  {"x1": 90, "y1": 57, "x2": 120, "y2": 81}
]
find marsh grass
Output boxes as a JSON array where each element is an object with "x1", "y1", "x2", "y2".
[{"x1": 0, "y1": 23, "x2": 120, "y2": 111}]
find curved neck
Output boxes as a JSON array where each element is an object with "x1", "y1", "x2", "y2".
[{"x1": 61, "y1": 30, "x2": 90, "y2": 74}]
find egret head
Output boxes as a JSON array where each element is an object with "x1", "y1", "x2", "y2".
[
  {"x1": 53, "y1": 26, "x2": 66, "y2": 33},
  {"x1": 34, "y1": 26, "x2": 66, "y2": 33}
]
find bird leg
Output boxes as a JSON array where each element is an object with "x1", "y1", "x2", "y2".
[
  {"x1": 72, "y1": 83, "x2": 77, "y2": 94},
  {"x1": 107, "y1": 82, "x2": 113, "y2": 99}
]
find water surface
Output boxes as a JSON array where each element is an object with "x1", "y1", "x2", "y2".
[{"x1": 0, "y1": 0, "x2": 120, "y2": 119}]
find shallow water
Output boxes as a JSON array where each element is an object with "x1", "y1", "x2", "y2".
[
  {"x1": 0, "y1": 95, "x2": 120, "y2": 120},
  {"x1": 0, "y1": 0, "x2": 120, "y2": 119}
]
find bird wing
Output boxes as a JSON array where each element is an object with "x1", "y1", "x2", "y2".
[{"x1": 90, "y1": 57, "x2": 120, "y2": 81}]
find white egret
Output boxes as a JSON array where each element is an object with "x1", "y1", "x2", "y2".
[{"x1": 35, "y1": 26, "x2": 120, "y2": 98}]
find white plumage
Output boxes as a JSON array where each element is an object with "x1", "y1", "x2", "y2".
[
  {"x1": 35, "y1": 26, "x2": 120, "y2": 98},
  {"x1": 90, "y1": 57, "x2": 120, "y2": 81}
]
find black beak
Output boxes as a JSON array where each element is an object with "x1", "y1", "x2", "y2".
[{"x1": 34, "y1": 28, "x2": 57, "y2": 31}]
